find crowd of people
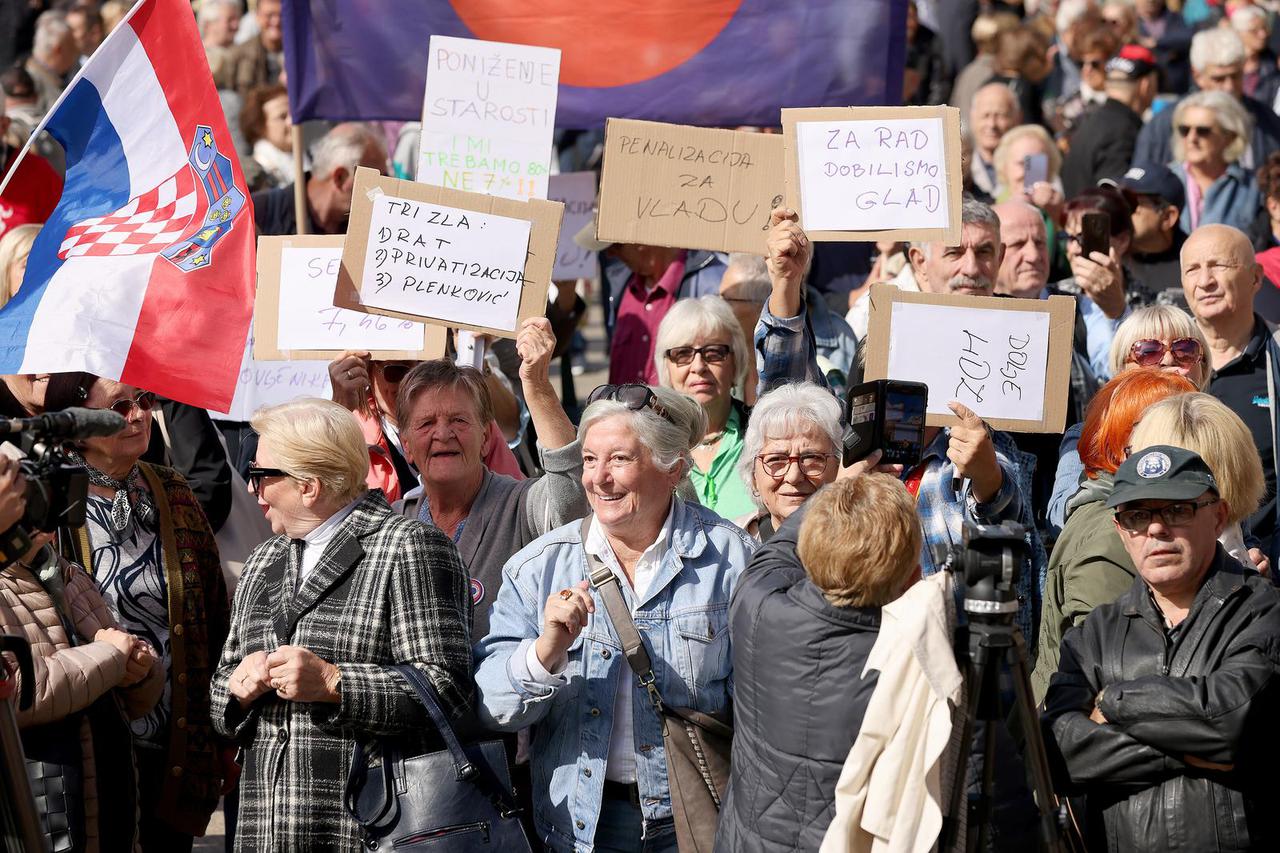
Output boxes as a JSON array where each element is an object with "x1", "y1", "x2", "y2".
[{"x1": 4, "y1": 1, "x2": 1280, "y2": 852}]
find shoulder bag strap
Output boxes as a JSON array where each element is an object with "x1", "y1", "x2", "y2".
[{"x1": 579, "y1": 516, "x2": 667, "y2": 717}]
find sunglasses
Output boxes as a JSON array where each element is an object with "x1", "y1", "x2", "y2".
[
  {"x1": 1177, "y1": 124, "x2": 1217, "y2": 139},
  {"x1": 586, "y1": 384, "x2": 673, "y2": 422},
  {"x1": 756, "y1": 452, "x2": 837, "y2": 479},
  {"x1": 1115, "y1": 498, "x2": 1218, "y2": 533},
  {"x1": 90, "y1": 390, "x2": 157, "y2": 418},
  {"x1": 1082, "y1": 58, "x2": 1106, "y2": 69},
  {"x1": 1129, "y1": 337, "x2": 1203, "y2": 367},
  {"x1": 664, "y1": 344, "x2": 732, "y2": 367},
  {"x1": 245, "y1": 466, "x2": 294, "y2": 497},
  {"x1": 376, "y1": 363, "x2": 413, "y2": 383}
]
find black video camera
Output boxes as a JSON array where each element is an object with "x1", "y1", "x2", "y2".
[
  {"x1": 939, "y1": 520, "x2": 1027, "y2": 620},
  {"x1": 0, "y1": 408, "x2": 126, "y2": 567}
]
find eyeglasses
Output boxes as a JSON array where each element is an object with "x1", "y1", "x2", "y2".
[
  {"x1": 90, "y1": 390, "x2": 157, "y2": 418},
  {"x1": 245, "y1": 466, "x2": 294, "y2": 496},
  {"x1": 1177, "y1": 124, "x2": 1217, "y2": 139},
  {"x1": 586, "y1": 384, "x2": 673, "y2": 422},
  {"x1": 1083, "y1": 58, "x2": 1106, "y2": 69},
  {"x1": 1129, "y1": 337, "x2": 1203, "y2": 367},
  {"x1": 756, "y1": 453, "x2": 837, "y2": 479},
  {"x1": 1115, "y1": 498, "x2": 1219, "y2": 532},
  {"x1": 376, "y1": 363, "x2": 413, "y2": 383},
  {"x1": 664, "y1": 344, "x2": 732, "y2": 366}
]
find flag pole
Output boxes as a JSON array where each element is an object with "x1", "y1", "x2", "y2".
[{"x1": 292, "y1": 123, "x2": 310, "y2": 235}]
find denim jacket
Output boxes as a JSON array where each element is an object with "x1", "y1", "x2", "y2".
[{"x1": 473, "y1": 498, "x2": 757, "y2": 852}]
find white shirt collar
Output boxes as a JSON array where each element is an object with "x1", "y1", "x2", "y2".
[
  {"x1": 303, "y1": 495, "x2": 363, "y2": 547},
  {"x1": 584, "y1": 502, "x2": 676, "y2": 602}
]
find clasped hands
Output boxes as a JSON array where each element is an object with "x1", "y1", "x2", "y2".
[{"x1": 229, "y1": 645, "x2": 341, "y2": 707}]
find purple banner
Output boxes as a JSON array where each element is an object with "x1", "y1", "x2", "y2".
[{"x1": 282, "y1": 0, "x2": 907, "y2": 128}]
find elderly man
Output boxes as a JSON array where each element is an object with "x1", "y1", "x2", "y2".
[
  {"x1": 24, "y1": 10, "x2": 79, "y2": 115},
  {"x1": 969, "y1": 82, "x2": 1021, "y2": 199},
  {"x1": 1117, "y1": 164, "x2": 1187, "y2": 298},
  {"x1": 1043, "y1": 446, "x2": 1280, "y2": 852},
  {"x1": 1061, "y1": 46, "x2": 1160, "y2": 197},
  {"x1": 65, "y1": 3, "x2": 103, "y2": 62},
  {"x1": 1181, "y1": 223, "x2": 1279, "y2": 563},
  {"x1": 217, "y1": 0, "x2": 283, "y2": 97},
  {"x1": 252, "y1": 122, "x2": 387, "y2": 236},
  {"x1": 1133, "y1": 27, "x2": 1280, "y2": 170}
]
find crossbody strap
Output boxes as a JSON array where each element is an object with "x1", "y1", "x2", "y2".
[{"x1": 579, "y1": 516, "x2": 666, "y2": 717}]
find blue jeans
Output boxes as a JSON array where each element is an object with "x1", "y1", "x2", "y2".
[{"x1": 591, "y1": 797, "x2": 678, "y2": 853}]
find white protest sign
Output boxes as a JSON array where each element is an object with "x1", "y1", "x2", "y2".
[
  {"x1": 359, "y1": 195, "x2": 532, "y2": 332},
  {"x1": 782, "y1": 106, "x2": 962, "y2": 243},
  {"x1": 209, "y1": 334, "x2": 331, "y2": 422},
  {"x1": 418, "y1": 36, "x2": 560, "y2": 200},
  {"x1": 548, "y1": 171, "x2": 598, "y2": 280},
  {"x1": 887, "y1": 302, "x2": 1050, "y2": 422},
  {"x1": 864, "y1": 285, "x2": 1075, "y2": 433},
  {"x1": 276, "y1": 246, "x2": 427, "y2": 351}
]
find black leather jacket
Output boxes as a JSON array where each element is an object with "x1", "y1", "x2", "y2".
[{"x1": 1041, "y1": 548, "x2": 1280, "y2": 852}]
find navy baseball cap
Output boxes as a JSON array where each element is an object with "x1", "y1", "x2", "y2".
[
  {"x1": 1107, "y1": 446, "x2": 1219, "y2": 508},
  {"x1": 1113, "y1": 163, "x2": 1186, "y2": 212}
]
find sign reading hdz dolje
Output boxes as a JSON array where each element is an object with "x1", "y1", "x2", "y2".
[
  {"x1": 782, "y1": 105, "x2": 962, "y2": 243},
  {"x1": 339, "y1": 168, "x2": 563, "y2": 338},
  {"x1": 596, "y1": 119, "x2": 783, "y2": 255},
  {"x1": 863, "y1": 284, "x2": 1075, "y2": 433}
]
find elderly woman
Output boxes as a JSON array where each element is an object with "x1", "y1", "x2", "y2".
[
  {"x1": 992, "y1": 123, "x2": 1065, "y2": 215},
  {"x1": 1170, "y1": 90, "x2": 1261, "y2": 233},
  {"x1": 475, "y1": 384, "x2": 757, "y2": 853},
  {"x1": 1129, "y1": 392, "x2": 1267, "y2": 568},
  {"x1": 655, "y1": 295, "x2": 757, "y2": 520},
  {"x1": 210, "y1": 397, "x2": 474, "y2": 851},
  {"x1": 1032, "y1": 369, "x2": 1196, "y2": 703},
  {"x1": 1047, "y1": 304, "x2": 1211, "y2": 533},
  {"x1": 734, "y1": 382, "x2": 843, "y2": 542},
  {"x1": 41, "y1": 374, "x2": 230, "y2": 849},
  {"x1": 0, "y1": 222, "x2": 38, "y2": 304},
  {"x1": 0, "y1": 457, "x2": 163, "y2": 852},
  {"x1": 239, "y1": 84, "x2": 298, "y2": 187},
  {"x1": 390, "y1": 319, "x2": 588, "y2": 638}
]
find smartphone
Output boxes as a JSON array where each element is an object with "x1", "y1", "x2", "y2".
[
  {"x1": 1022, "y1": 153, "x2": 1049, "y2": 193},
  {"x1": 842, "y1": 379, "x2": 929, "y2": 467},
  {"x1": 1080, "y1": 211, "x2": 1111, "y2": 259}
]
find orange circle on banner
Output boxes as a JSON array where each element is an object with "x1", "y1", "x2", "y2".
[{"x1": 449, "y1": 0, "x2": 743, "y2": 88}]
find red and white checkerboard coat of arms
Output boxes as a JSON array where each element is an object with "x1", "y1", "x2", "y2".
[{"x1": 57, "y1": 124, "x2": 246, "y2": 272}]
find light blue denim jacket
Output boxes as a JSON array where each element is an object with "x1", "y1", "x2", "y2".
[{"x1": 473, "y1": 498, "x2": 757, "y2": 852}]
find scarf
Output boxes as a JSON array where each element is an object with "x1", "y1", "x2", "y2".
[{"x1": 68, "y1": 450, "x2": 157, "y2": 534}]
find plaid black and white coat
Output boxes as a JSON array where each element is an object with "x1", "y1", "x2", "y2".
[{"x1": 210, "y1": 490, "x2": 474, "y2": 852}]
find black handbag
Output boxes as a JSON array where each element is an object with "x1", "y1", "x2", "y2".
[{"x1": 342, "y1": 664, "x2": 533, "y2": 852}]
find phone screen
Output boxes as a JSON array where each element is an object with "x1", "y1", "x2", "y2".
[
  {"x1": 1022, "y1": 153, "x2": 1049, "y2": 192},
  {"x1": 883, "y1": 389, "x2": 926, "y2": 459}
]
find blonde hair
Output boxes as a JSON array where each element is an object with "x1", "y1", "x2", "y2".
[
  {"x1": 797, "y1": 475, "x2": 922, "y2": 607},
  {"x1": 250, "y1": 397, "x2": 370, "y2": 503},
  {"x1": 993, "y1": 124, "x2": 1061, "y2": 187},
  {"x1": 654, "y1": 295, "x2": 749, "y2": 388},
  {"x1": 1128, "y1": 392, "x2": 1264, "y2": 526},
  {"x1": 1108, "y1": 305, "x2": 1211, "y2": 390},
  {"x1": 0, "y1": 224, "x2": 40, "y2": 306},
  {"x1": 1172, "y1": 90, "x2": 1252, "y2": 165}
]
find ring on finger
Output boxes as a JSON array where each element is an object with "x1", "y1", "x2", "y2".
[{"x1": 558, "y1": 589, "x2": 574, "y2": 601}]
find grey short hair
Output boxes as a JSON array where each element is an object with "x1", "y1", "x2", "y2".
[
  {"x1": 197, "y1": 0, "x2": 240, "y2": 32},
  {"x1": 1055, "y1": 0, "x2": 1091, "y2": 33},
  {"x1": 723, "y1": 253, "x2": 772, "y2": 303},
  {"x1": 918, "y1": 196, "x2": 1000, "y2": 258},
  {"x1": 579, "y1": 387, "x2": 708, "y2": 475},
  {"x1": 1231, "y1": 5, "x2": 1269, "y2": 33},
  {"x1": 33, "y1": 11, "x2": 71, "y2": 58},
  {"x1": 654, "y1": 295, "x2": 749, "y2": 388},
  {"x1": 737, "y1": 382, "x2": 843, "y2": 510},
  {"x1": 1190, "y1": 27, "x2": 1246, "y2": 71},
  {"x1": 310, "y1": 122, "x2": 386, "y2": 181},
  {"x1": 1172, "y1": 90, "x2": 1251, "y2": 164}
]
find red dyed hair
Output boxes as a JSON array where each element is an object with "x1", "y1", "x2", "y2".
[{"x1": 1079, "y1": 369, "x2": 1196, "y2": 477}]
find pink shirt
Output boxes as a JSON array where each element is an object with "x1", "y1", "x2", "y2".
[{"x1": 608, "y1": 251, "x2": 686, "y2": 385}]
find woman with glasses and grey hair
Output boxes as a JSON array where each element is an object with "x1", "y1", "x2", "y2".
[
  {"x1": 475, "y1": 383, "x2": 757, "y2": 853},
  {"x1": 1169, "y1": 89, "x2": 1261, "y2": 233},
  {"x1": 734, "y1": 382, "x2": 844, "y2": 542},
  {"x1": 654, "y1": 295, "x2": 757, "y2": 520}
]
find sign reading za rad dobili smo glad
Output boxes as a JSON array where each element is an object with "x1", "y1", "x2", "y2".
[
  {"x1": 782, "y1": 105, "x2": 963, "y2": 244},
  {"x1": 338, "y1": 167, "x2": 562, "y2": 338},
  {"x1": 863, "y1": 284, "x2": 1075, "y2": 433},
  {"x1": 596, "y1": 119, "x2": 783, "y2": 256}
]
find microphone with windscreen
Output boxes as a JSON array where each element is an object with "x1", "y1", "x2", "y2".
[{"x1": 0, "y1": 408, "x2": 128, "y2": 440}]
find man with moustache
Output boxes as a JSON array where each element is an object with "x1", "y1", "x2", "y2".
[{"x1": 1043, "y1": 446, "x2": 1280, "y2": 852}]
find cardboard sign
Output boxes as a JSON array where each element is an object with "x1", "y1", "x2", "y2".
[
  {"x1": 597, "y1": 120, "x2": 782, "y2": 255},
  {"x1": 209, "y1": 333, "x2": 332, "y2": 421},
  {"x1": 254, "y1": 235, "x2": 448, "y2": 360},
  {"x1": 417, "y1": 35, "x2": 560, "y2": 200},
  {"x1": 548, "y1": 171, "x2": 598, "y2": 280},
  {"x1": 863, "y1": 284, "x2": 1075, "y2": 433},
  {"x1": 782, "y1": 106, "x2": 962, "y2": 243},
  {"x1": 338, "y1": 168, "x2": 562, "y2": 339}
]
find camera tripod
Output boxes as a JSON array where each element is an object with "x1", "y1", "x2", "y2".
[{"x1": 937, "y1": 609, "x2": 1080, "y2": 853}]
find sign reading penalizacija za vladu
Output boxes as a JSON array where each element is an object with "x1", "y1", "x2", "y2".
[
  {"x1": 417, "y1": 35, "x2": 561, "y2": 201},
  {"x1": 863, "y1": 285, "x2": 1077, "y2": 434},
  {"x1": 781, "y1": 105, "x2": 963, "y2": 244},
  {"x1": 338, "y1": 168, "x2": 563, "y2": 340}
]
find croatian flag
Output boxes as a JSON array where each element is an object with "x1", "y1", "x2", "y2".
[{"x1": 0, "y1": 0, "x2": 255, "y2": 412}]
